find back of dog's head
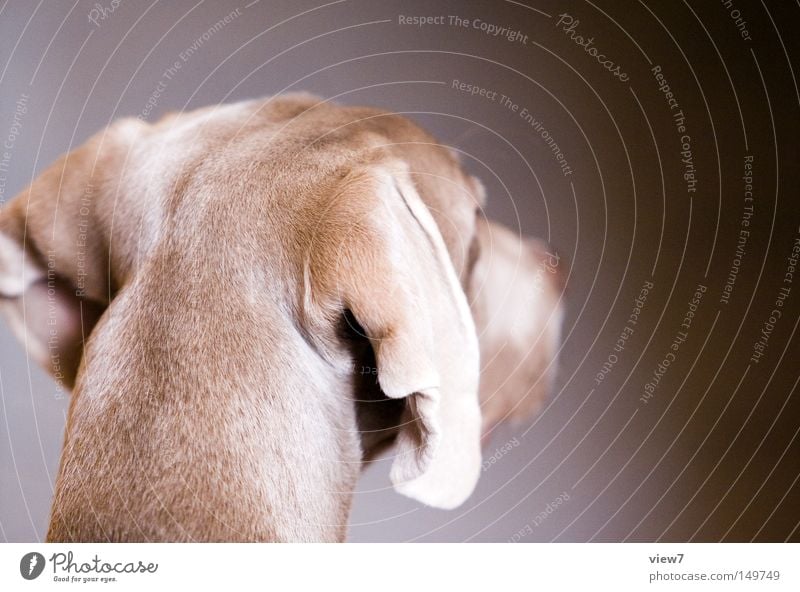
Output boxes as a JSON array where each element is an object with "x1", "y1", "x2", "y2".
[{"x1": 0, "y1": 95, "x2": 563, "y2": 541}]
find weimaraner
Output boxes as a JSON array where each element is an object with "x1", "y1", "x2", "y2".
[{"x1": 0, "y1": 94, "x2": 563, "y2": 542}]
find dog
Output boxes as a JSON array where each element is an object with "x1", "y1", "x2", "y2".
[{"x1": 0, "y1": 94, "x2": 563, "y2": 541}]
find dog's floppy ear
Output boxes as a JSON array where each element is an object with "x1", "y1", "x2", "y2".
[
  {"x1": 309, "y1": 161, "x2": 482, "y2": 509},
  {"x1": 468, "y1": 217, "x2": 565, "y2": 438},
  {"x1": 0, "y1": 119, "x2": 145, "y2": 389}
]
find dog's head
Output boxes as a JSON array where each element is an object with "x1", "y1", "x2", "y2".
[{"x1": 0, "y1": 94, "x2": 563, "y2": 519}]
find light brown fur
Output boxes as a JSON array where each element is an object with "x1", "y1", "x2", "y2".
[{"x1": 0, "y1": 94, "x2": 563, "y2": 542}]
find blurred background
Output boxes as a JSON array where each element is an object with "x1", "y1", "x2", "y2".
[{"x1": 1, "y1": 0, "x2": 798, "y2": 542}]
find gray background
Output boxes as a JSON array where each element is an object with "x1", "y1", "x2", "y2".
[{"x1": 1, "y1": 0, "x2": 798, "y2": 542}]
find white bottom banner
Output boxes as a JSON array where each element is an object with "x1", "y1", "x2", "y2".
[{"x1": 1, "y1": 543, "x2": 796, "y2": 590}]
